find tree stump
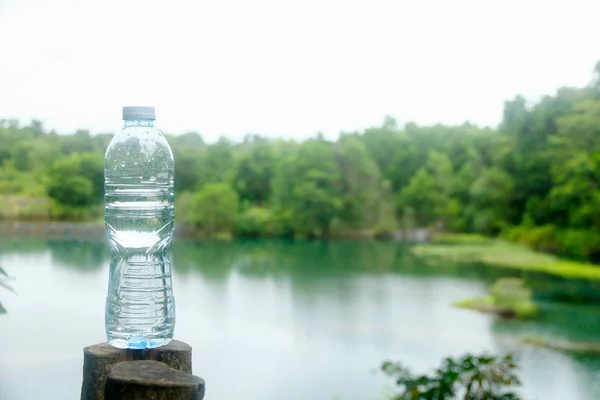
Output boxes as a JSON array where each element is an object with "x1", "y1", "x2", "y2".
[
  {"x1": 81, "y1": 341, "x2": 199, "y2": 400},
  {"x1": 105, "y1": 361, "x2": 205, "y2": 400}
]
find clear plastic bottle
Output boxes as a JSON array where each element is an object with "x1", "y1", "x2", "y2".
[{"x1": 104, "y1": 106, "x2": 175, "y2": 349}]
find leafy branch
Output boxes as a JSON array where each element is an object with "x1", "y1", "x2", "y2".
[
  {"x1": 382, "y1": 353, "x2": 521, "y2": 400},
  {"x1": 0, "y1": 265, "x2": 15, "y2": 314}
]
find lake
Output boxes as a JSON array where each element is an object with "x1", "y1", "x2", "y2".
[{"x1": 1, "y1": 238, "x2": 600, "y2": 399}]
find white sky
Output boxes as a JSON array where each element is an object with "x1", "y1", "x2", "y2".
[{"x1": 1, "y1": 0, "x2": 599, "y2": 141}]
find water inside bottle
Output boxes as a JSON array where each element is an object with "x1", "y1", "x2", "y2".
[
  {"x1": 104, "y1": 112, "x2": 176, "y2": 349},
  {"x1": 104, "y1": 169, "x2": 175, "y2": 348}
]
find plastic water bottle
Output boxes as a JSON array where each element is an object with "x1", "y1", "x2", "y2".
[{"x1": 104, "y1": 106, "x2": 175, "y2": 349}]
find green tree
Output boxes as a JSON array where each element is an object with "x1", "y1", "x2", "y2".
[
  {"x1": 360, "y1": 116, "x2": 404, "y2": 183},
  {"x1": 398, "y1": 169, "x2": 442, "y2": 227},
  {"x1": 10, "y1": 142, "x2": 33, "y2": 172},
  {"x1": 398, "y1": 151, "x2": 457, "y2": 228},
  {"x1": 190, "y1": 183, "x2": 239, "y2": 236},
  {"x1": 174, "y1": 150, "x2": 203, "y2": 193},
  {"x1": 195, "y1": 138, "x2": 236, "y2": 189},
  {"x1": 46, "y1": 175, "x2": 94, "y2": 207},
  {"x1": 60, "y1": 130, "x2": 95, "y2": 155},
  {"x1": 234, "y1": 207, "x2": 279, "y2": 238},
  {"x1": 500, "y1": 88, "x2": 586, "y2": 226},
  {"x1": 469, "y1": 168, "x2": 514, "y2": 234},
  {"x1": 273, "y1": 138, "x2": 343, "y2": 237},
  {"x1": 592, "y1": 60, "x2": 600, "y2": 97},
  {"x1": 3, "y1": 58, "x2": 600, "y2": 259},
  {"x1": 169, "y1": 132, "x2": 204, "y2": 152},
  {"x1": 549, "y1": 98, "x2": 600, "y2": 229},
  {"x1": 234, "y1": 136, "x2": 275, "y2": 205},
  {"x1": 335, "y1": 134, "x2": 391, "y2": 230},
  {"x1": 45, "y1": 152, "x2": 104, "y2": 208}
]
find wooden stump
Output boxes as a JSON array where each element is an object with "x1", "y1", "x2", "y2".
[
  {"x1": 81, "y1": 341, "x2": 198, "y2": 400},
  {"x1": 105, "y1": 361, "x2": 205, "y2": 400}
]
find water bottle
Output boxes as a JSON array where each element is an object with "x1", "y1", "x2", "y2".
[{"x1": 104, "y1": 106, "x2": 175, "y2": 349}]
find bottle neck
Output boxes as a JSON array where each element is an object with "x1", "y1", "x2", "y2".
[{"x1": 123, "y1": 119, "x2": 155, "y2": 128}]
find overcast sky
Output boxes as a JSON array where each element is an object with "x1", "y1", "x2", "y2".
[{"x1": 1, "y1": 0, "x2": 599, "y2": 141}]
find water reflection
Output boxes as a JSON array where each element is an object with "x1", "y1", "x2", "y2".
[
  {"x1": 0, "y1": 238, "x2": 47, "y2": 255},
  {"x1": 172, "y1": 240, "x2": 415, "y2": 279},
  {"x1": 171, "y1": 239, "x2": 600, "y2": 312},
  {"x1": 491, "y1": 302, "x2": 600, "y2": 342},
  {"x1": 172, "y1": 241, "x2": 235, "y2": 282},
  {"x1": 2, "y1": 238, "x2": 600, "y2": 400},
  {"x1": 47, "y1": 239, "x2": 108, "y2": 271}
]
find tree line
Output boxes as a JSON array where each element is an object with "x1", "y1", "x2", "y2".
[{"x1": 2, "y1": 61, "x2": 600, "y2": 261}]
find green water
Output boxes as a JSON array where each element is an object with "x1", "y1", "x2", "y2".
[{"x1": 1, "y1": 238, "x2": 600, "y2": 399}]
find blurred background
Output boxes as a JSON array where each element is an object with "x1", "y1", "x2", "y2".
[{"x1": 1, "y1": 0, "x2": 600, "y2": 399}]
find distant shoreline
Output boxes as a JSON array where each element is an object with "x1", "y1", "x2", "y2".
[
  {"x1": 0, "y1": 221, "x2": 194, "y2": 240},
  {"x1": 0, "y1": 221, "x2": 430, "y2": 242},
  {"x1": 0, "y1": 221, "x2": 105, "y2": 239}
]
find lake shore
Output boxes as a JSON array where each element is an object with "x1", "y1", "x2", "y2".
[
  {"x1": 3, "y1": 221, "x2": 599, "y2": 283},
  {"x1": 0, "y1": 220, "x2": 431, "y2": 241},
  {"x1": 453, "y1": 295, "x2": 538, "y2": 319},
  {"x1": 519, "y1": 336, "x2": 600, "y2": 354},
  {"x1": 412, "y1": 233, "x2": 600, "y2": 281},
  {"x1": 0, "y1": 221, "x2": 105, "y2": 238},
  {"x1": 3, "y1": 238, "x2": 598, "y2": 399},
  {"x1": 0, "y1": 221, "x2": 198, "y2": 239}
]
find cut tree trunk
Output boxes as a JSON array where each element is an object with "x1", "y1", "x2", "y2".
[
  {"x1": 81, "y1": 341, "x2": 196, "y2": 400},
  {"x1": 105, "y1": 360, "x2": 205, "y2": 400}
]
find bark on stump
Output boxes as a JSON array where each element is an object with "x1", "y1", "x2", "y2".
[
  {"x1": 81, "y1": 341, "x2": 198, "y2": 400},
  {"x1": 105, "y1": 361, "x2": 205, "y2": 400}
]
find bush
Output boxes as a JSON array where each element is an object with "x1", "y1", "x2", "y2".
[
  {"x1": 490, "y1": 278, "x2": 537, "y2": 318},
  {"x1": 47, "y1": 175, "x2": 94, "y2": 207},
  {"x1": 502, "y1": 225, "x2": 558, "y2": 253},
  {"x1": 454, "y1": 278, "x2": 537, "y2": 319},
  {"x1": 0, "y1": 164, "x2": 45, "y2": 196},
  {"x1": 373, "y1": 223, "x2": 395, "y2": 239},
  {"x1": 45, "y1": 152, "x2": 104, "y2": 208},
  {"x1": 50, "y1": 202, "x2": 102, "y2": 221},
  {"x1": 502, "y1": 226, "x2": 525, "y2": 242},
  {"x1": 490, "y1": 278, "x2": 531, "y2": 306},
  {"x1": 556, "y1": 229, "x2": 600, "y2": 262},
  {"x1": 190, "y1": 183, "x2": 239, "y2": 236},
  {"x1": 504, "y1": 225, "x2": 600, "y2": 262},
  {"x1": 174, "y1": 191, "x2": 195, "y2": 226},
  {"x1": 234, "y1": 207, "x2": 280, "y2": 238},
  {"x1": 382, "y1": 352, "x2": 521, "y2": 399},
  {"x1": 272, "y1": 209, "x2": 295, "y2": 238}
]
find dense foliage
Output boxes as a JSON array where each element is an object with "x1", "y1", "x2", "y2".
[
  {"x1": 2, "y1": 61, "x2": 600, "y2": 259},
  {"x1": 382, "y1": 353, "x2": 521, "y2": 400}
]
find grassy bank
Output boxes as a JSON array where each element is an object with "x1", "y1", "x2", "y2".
[
  {"x1": 520, "y1": 336, "x2": 600, "y2": 354},
  {"x1": 453, "y1": 277, "x2": 538, "y2": 319},
  {"x1": 412, "y1": 233, "x2": 600, "y2": 281},
  {"x1": 454, "y1": 295, "x2": 538, "y2": 319}
]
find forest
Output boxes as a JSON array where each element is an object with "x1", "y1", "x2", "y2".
[{"x1": 2, "y1": 61, "x2": 600, "y2": 262}]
